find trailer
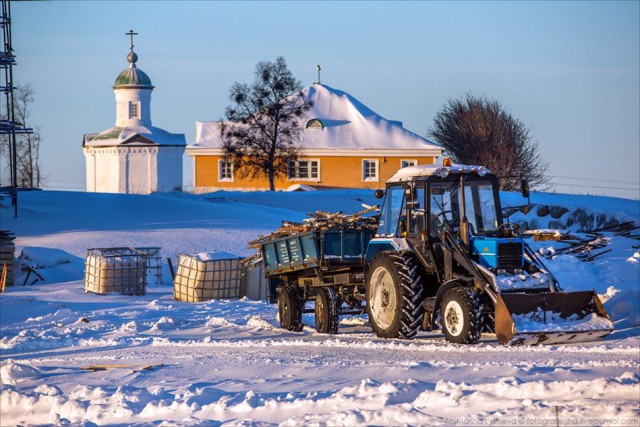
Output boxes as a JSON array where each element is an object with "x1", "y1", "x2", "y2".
[{"x1": 261, "y1": 227, "x2": 375, "y2": 333}]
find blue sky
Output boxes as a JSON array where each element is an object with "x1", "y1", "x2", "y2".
[{"x1": 7, "y1": 1, "x2": 640, "y2": 198}]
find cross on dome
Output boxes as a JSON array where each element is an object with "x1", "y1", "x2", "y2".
[
  {"x1": 125, "y1": 30, "x2": 139, "y2": 67},
  {"x1": 126, "y1": 30, "x2": 138, "y2": 52}
]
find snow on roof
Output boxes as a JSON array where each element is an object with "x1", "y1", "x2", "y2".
[
  {"x1": 387, "y1": 163, "x2": 491, "y2": 183},
  {"x1": 388, "y1": 164, "x2": 443, "y2": 182},
  {"x1": 83, "y1": 125, "x2": 186, "y2": 147},
  {"x1": 189, "y1": 84, "x2": 442, "y2": 153}
]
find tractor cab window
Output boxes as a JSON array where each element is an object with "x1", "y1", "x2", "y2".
[
  {"x1": 377, "y1": 185, "x2": 405, "y2": 237},
  {"x1": 409, "y1": 184, "x2": 426, "y2": 235},
  {"x1": 464, "y1": 181, "x2": 499, "y2": 235},
  {"x1": 429, "y1": 181, "x2": 461, "y2": 236}
]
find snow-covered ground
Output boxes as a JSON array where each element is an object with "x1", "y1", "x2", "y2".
[{"x1": 1, "y1": 189, "x2": 639, "y2": 426}]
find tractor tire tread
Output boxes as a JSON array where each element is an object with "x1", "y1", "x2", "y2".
[
  {"x1": 278, "y1": 286, "x2": 303, "y2": 332},
  {"x1": 395, "y1": 252, "x2": 424, "y2": 339},
  {"x1": 366, "y1": 251, "x2": 424, "y2": 340},
  {"x1": 441, "y1": 287, "x2": 482, "y2": 344}
]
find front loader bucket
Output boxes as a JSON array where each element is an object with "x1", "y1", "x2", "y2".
[{"x1": 495, "y1": 291, "x2": 613, "y2": 345}]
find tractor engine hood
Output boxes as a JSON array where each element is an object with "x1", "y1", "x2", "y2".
[{"x1": 470, "y1": 236, "x2": 555, "y2": 292}]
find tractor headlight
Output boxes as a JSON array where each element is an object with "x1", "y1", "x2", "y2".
[
  {"x1": 436, "y1": 167, "x2": 450, "y2": 179},
  {"x1": 477, "y1": 166, "x2": 488, "y2": 176}
]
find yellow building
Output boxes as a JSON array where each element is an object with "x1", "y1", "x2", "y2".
[{"x1": 186, "y1": 84, "x2": 442, "y2": 191}]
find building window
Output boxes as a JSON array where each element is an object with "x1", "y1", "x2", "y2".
[
  {"x1": 218, "y1": 159, "x2": 234, "y2": 181},
  {"x1": 363, "y1": 159, "x2": 379, "y2": 181},
  {"x1": 129, "y1": 102, "x2": 140, "y2": 119},
  {"x1": 287, "y1": 159, "x2": 320, "y2": 180},
  {"x1": 401, "y1": 159, "x2": 417, "y2": 168},
  {"x1": 305, "y1": 119, "x2": 325, "y2": 129}
]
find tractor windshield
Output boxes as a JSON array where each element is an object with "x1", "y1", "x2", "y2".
[
  {"x1": 429, "y1": 178, "x2": 499, "y2": 237},
  {"x1": 463, "y1": 180, "x2": 499, "y2": 235},
  {"x1": 429, "y1": 181, "x2": 460, "y2": 236}
]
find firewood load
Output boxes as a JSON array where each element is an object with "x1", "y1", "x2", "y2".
[{"x1": 248, "y1": 205, "x2": 379, "y2": 249}]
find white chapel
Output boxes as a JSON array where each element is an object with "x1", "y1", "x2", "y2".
[{"x1": 83, "y1": 31, "x2": 185, "y2": 194}]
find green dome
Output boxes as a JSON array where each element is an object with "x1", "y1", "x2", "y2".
[{"x1": 114, "y1": 66, "x2": 154, "y2": 89}]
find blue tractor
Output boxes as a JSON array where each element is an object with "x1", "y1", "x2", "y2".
[{"x1": 365, "y1": 161, "x2": 612, "y2": 345}]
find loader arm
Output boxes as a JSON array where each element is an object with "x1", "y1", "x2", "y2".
[{"x1": 439, "y1": 228, "x2": 498, "y2": 304}]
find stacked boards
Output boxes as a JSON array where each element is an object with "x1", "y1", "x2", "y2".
[{"x1": 0, "y1": 230, "x2": 16, "y2": 288}]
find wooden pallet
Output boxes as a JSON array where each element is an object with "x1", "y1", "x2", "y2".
[{"x1": 0, "y1": 229, "x2": 15, "y2": 288}]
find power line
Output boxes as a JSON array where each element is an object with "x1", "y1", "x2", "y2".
[
  {"x1": 551, "y1": 181, "x2": 640, "y2": 191},
  {"x1": 41, "y1": 186, "x2": 84, "y2": 191},
  {"x1": 548, "y1": 169, "x2": 640, "y2": 179},
  {"x1": 44, "y1": 178, "x2": 85, "y2": 184},
  {"x1": 548, "y1": 174, "x2": 639, "y2": 185}
]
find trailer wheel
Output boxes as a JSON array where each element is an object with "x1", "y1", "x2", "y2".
[
  {"x1": 366, "y1": 251, "x2": 424, "y2": 339},
  {"x1": 315, "y1": 287, "x2": 340, "y2": 334},
  {"x1": 277, "y1": 286, "x2": 303, "y2": 332},
  {"x1": 441, "y1": 287, "x2": 481, "y2": 344}
]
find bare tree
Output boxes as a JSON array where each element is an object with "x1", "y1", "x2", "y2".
[
  {"x1": 0, "y1": 83, "x2": 44, "y2": 188},
  {"x1": 220, "y1": 57, "x2": 312, "y2": 191},
  {"x1": 428, "y1": 93, "x2": 548, "y2": 191}
]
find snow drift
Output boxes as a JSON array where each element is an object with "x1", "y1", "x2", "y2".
[{"x1": 0, "y1": 189, "x2": 638, "y2": 425}]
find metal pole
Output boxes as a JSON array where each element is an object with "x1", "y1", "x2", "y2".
[
  {"x1": 1, "y1": 2, "x2": 11, "y2": 190},
  {"x1": 7, "y1": 0, "x2": 16, "y2": 217},
  {"x1": 1, "y1": 0, "x2": 20, "y2": 217}
]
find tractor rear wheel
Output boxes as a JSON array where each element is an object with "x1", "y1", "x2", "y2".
[
  {"x1": 277, "y1": 286, "x2": 303, "y2": 332},
  {"x1": 315, "y1": 287, "x2": 340, "y2": 334},
  {"x1": 366, "y1": 251, "x2": 424, "y2": 339},
  {"x1": 440, "y1": 287, "x2": 481, "y2": 344}
]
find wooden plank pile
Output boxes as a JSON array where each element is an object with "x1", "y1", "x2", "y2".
[
  {"x1": 536, "y1": 221, "x2": 639, "y2": 262},
  {"x1": 249, "y1": 206, "x2": 379, "y2": 249},
  {"x1": 543, "y1": 235, "x2": 611, "y2": 261},
  {"x1": 585, "y1": 221, "x2": 640, "y2": 242},
  {"x1": 0, "y1": 230, "x2": 16, "y2": 288}
]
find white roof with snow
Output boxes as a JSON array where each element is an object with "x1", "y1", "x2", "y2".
[
  {"x1": 188, "y1": 84, "x2": 442, "y2": 155},
  {"x1": 83, "y1": 125, "x2": 186, "y2": 147}
]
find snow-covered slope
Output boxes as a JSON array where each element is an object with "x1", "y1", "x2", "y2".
[{"x1": 0, "y1": 190, "x2": 638, "y2": 425}]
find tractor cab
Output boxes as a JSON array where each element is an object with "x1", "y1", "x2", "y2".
[{"x1": 370, "y1": 161, "x2": 519, "y2": 276}]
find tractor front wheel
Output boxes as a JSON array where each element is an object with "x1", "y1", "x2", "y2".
[{"x1": 440, "y1": 287, "x2": 481, "y2": 344}]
